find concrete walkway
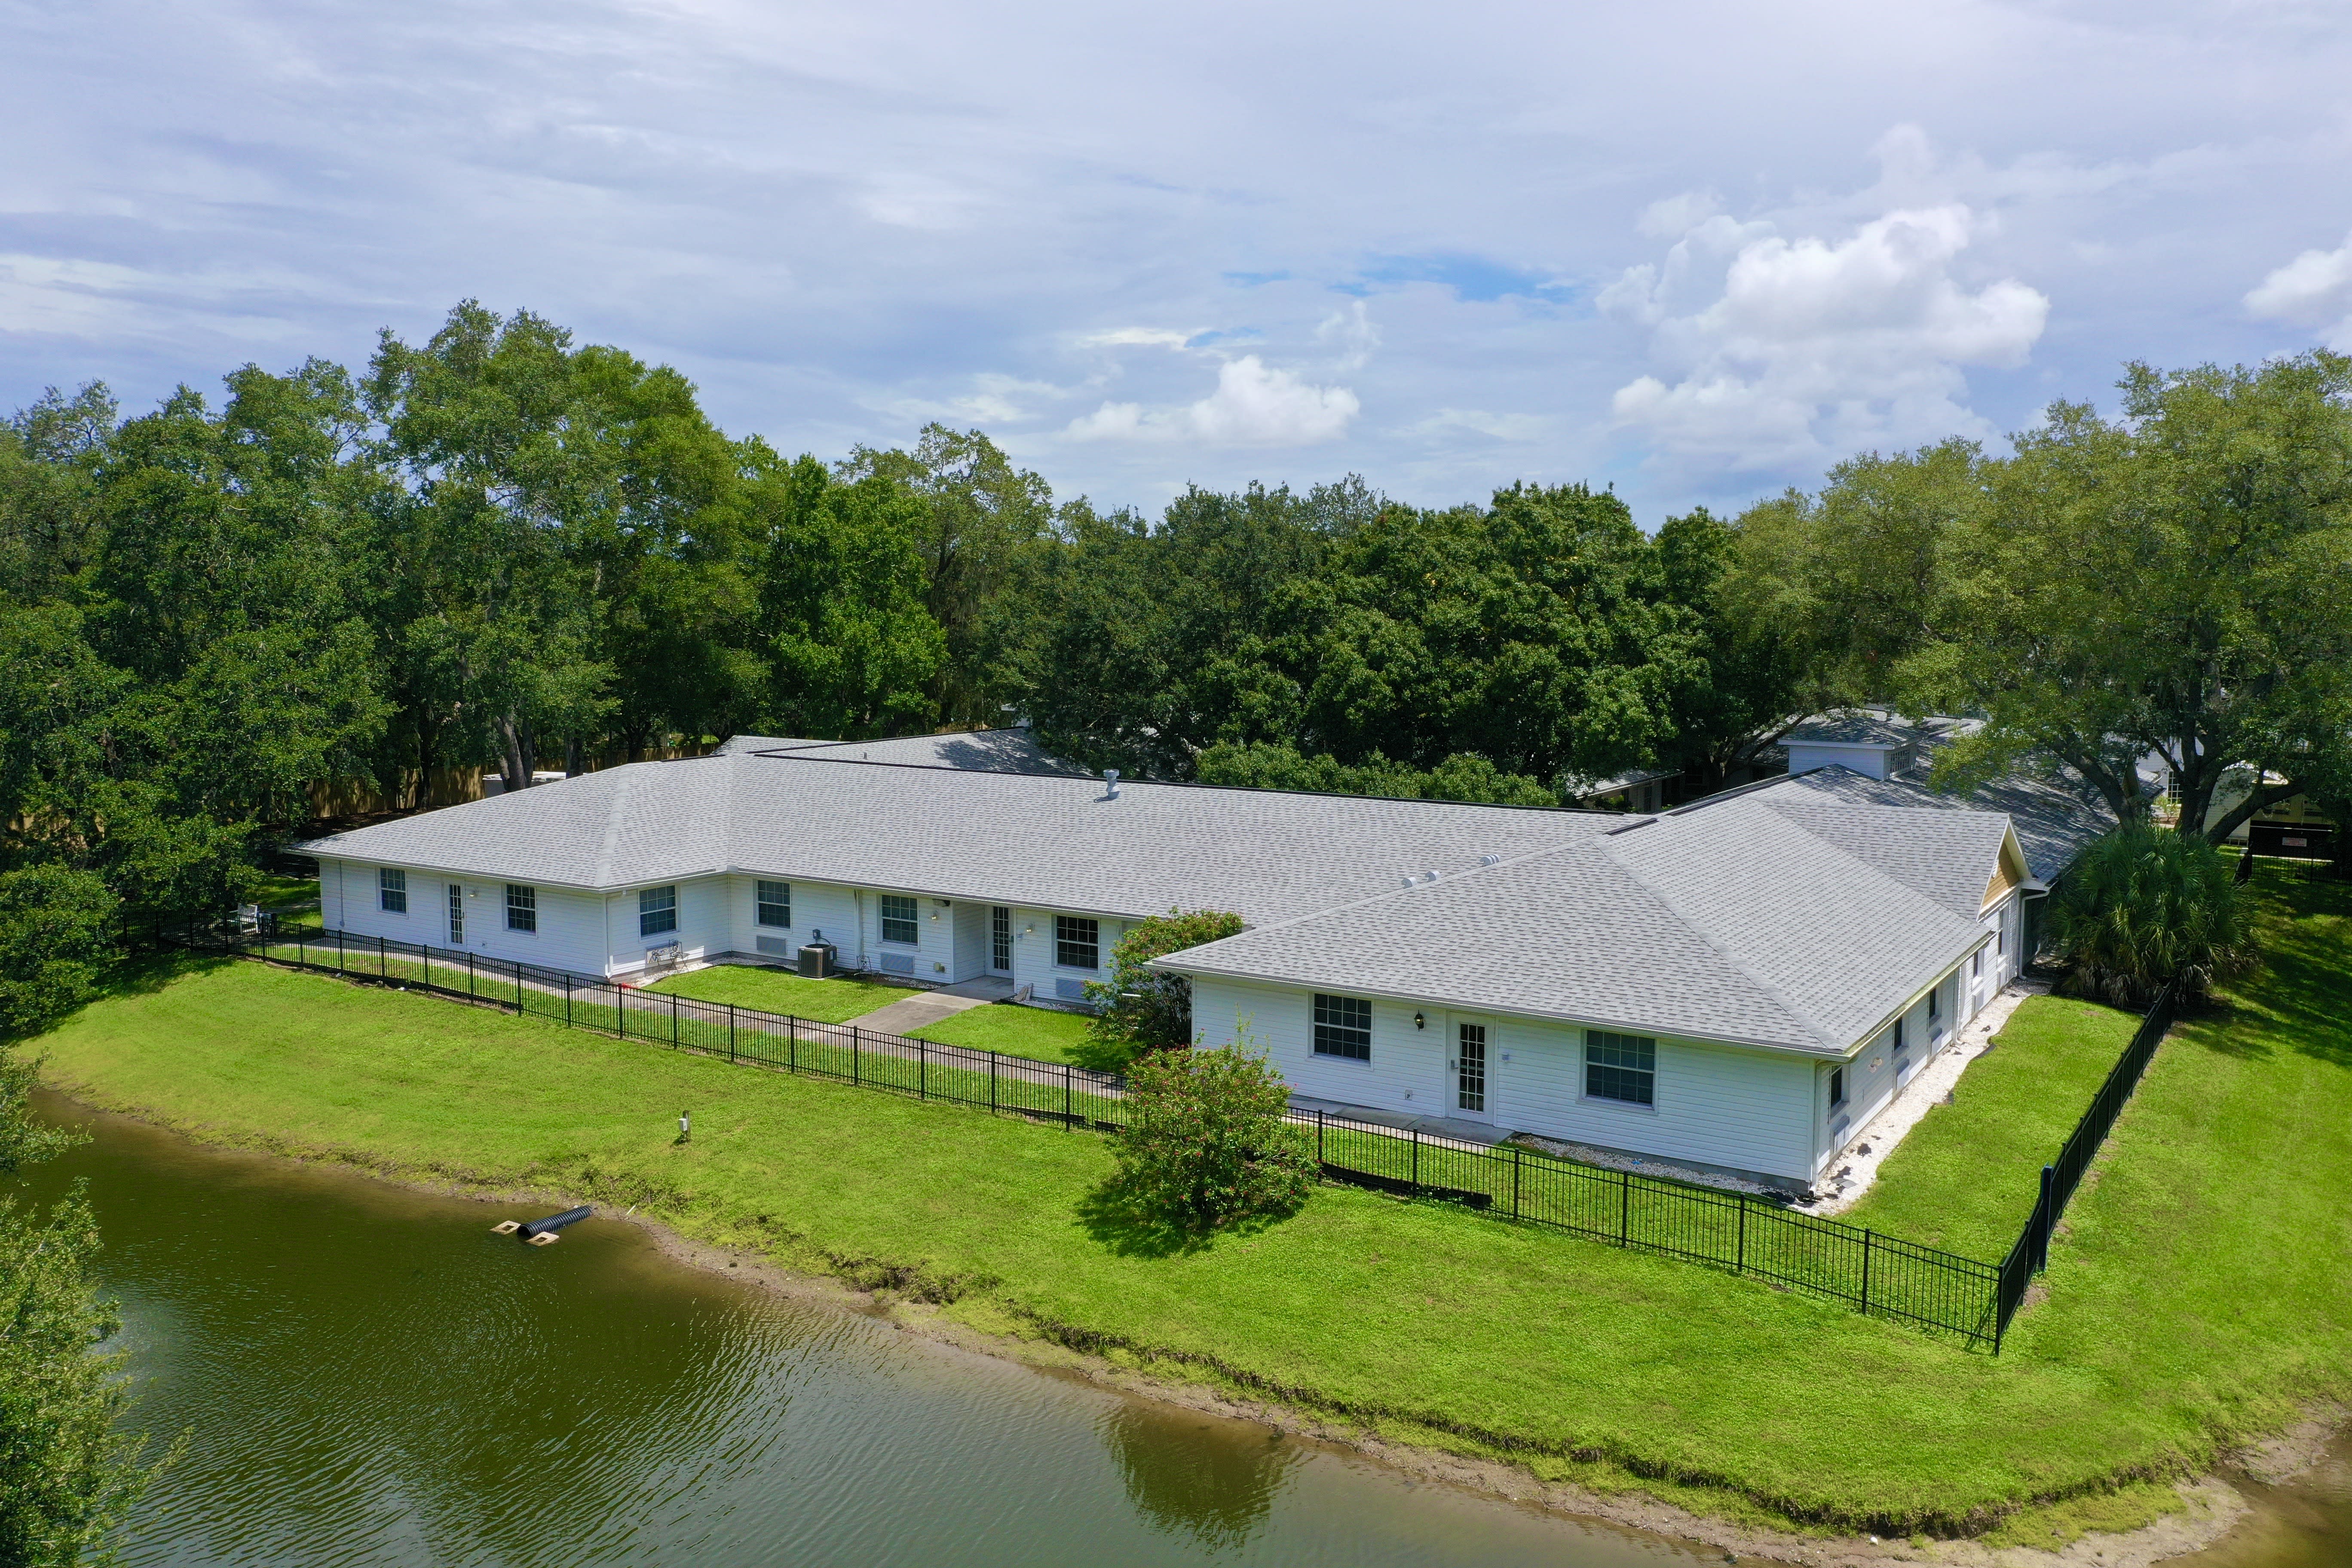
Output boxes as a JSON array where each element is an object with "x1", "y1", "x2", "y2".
[
  {"x1": 1285, "y1": 1094, "x2": 1516, "y2": 1148},
  {"x1": 842, "y1": 976, "x2": 1012, "y2": 1035},
  {"x1": 1793, "y1": 977, "x2": 2049, "y2": 1217}
]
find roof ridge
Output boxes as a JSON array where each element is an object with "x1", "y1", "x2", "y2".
[
  {"x1": 1596, "y1": 817, "x2": 1839, "y2": 1052},
  {"x1": 592, "y1": 766, "x2": 641, "y2": 886}
]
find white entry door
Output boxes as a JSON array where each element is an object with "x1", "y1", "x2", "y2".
[{"x1": 1446, "y1": 1019, "x2": 1494, "y2": 1123}]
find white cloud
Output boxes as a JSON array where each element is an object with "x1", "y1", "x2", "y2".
[
  {"x1": 2245, "y1": 233, "x2": 2352, "y2": 349},
  {"x1": 1637, "y1": 190, "x2": 1720, "y2": 241},
  {"x1": 1065, "y1": 355, "x2": 1359, "y2": 446},
  {"x1": 1316, "y1": 300, "x2": 1381, "y2": 369},
  {"x1": 1078, "y1": 326, "x2": 1201, "y2": 349},
  {"x1": 1605, "y1": 204, "x2": 2049, "y2": 470},
  {"x1": 1400, "y1": 407, "x2": 1550, "y2": 442}
]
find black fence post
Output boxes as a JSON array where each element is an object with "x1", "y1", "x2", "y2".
[
  {"x1": 1063, "y1": 1061, "x2": 1072, "y2": 1128},
  {"x1": 618, "y1": 987, "x2": 628, "y2": 1040},
  {"x1": 1860, "y1": 1230, "x2": 1873, "y2": 1314},
  {"x1": 918, "y1": 1036, "x2": 928, "y2": 1100},
  {"x1": 379, "y1": 933, "x2": 386, "y2": 980},
  {"x1": 516, "y1": 965, "x2": 524, "y2": 1015},
  {"x1": 729, "y1": 1004, "x2": 738, "y2": 1064},
  {"x1": 671, "y1": 991, "x2": 680, "y2": 1049},
  {"x1": 1317, "y1": 1109, "x2": 1325, "y2": 1166},
  {"x1": 564, "y1": 973, "x2": 573, "y2": 1028},
  {"x1": 336, "y1": 927, "x2": 344, "y2": 974},
  {"x1": 2035, "y1": 1164, "x2": 2055, "y2": 1273},
  {"x1": 1409, "y1": 1126, "x2": 1420, "y2": 1190},
  {"x1": 1511, "y1": 1142, "x2": 1522, "y2": 1220},
  {"x1": 297, "y1": 927, "x2": 305, "y2": 968},
  {"x1": 853, "y1": 1027, "x2": 861, "y2": 1086},
  {"x1": 1619, "y1": 1168, "x2": 1631, "y2": 1245},
  {"x1": 989, "y1": 1050, "x2": 998, "y2": 1113},
  {"x1": 1736, "y1": 1194, "x2": 1748, "y2": 1274},
  {"x1": 789, "y1": 1016, "x2": 799, "y2": 1073},
  {"x1": 467, "y1": 949, "x2": 475, "y2": 1001}
]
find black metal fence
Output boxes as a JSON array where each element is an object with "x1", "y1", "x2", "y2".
[
  {"x1": 1993, "y1": 975, "x2": 2181, "y2": 1341},
  {"x1": 172, "y1": 918, "x2": 2010, "y2": 1348}
]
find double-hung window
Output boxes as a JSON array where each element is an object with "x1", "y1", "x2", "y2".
[
  {"x1": 1828, "y1": 1066, "x2": 1847, "y2": 1107},
  {"x1": 756, "y1": 880, "x2": 791, "y2": 929},
  {"x1": 1311, "y1": 993, "x2": 1371, "y2": 1061},
  {"x1": 1054, "y1": 915, "x2": 1099, "y2": 971},
  {"x1": 638, "y1": 885, "x2": 677, "y2": 937},
  {"x1": 1584, "y1": 1031, "x2": 1656, "y2": 1106},
  {"x1": 378, "y1": 867, "x2": 407, "y2": 914},
  {"x1": 879, "y1": 894, "x2": 919, "y2": 946},
  {"x1": 505, "y1": 884, "x2": 536, "y2": 933}
]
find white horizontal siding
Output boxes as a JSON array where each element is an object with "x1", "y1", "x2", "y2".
[
  {"x1": 318, "y1": 859, "x2": 609, "y2": 977},
  {"x1": 1191, "y1": 977, "x2": 1820, "y2": 1182}
]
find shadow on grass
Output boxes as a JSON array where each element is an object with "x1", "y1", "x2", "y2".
[
  {"x1": 1063, "y1": 1036, "x2": 1139, "y2": 1075},
  {"x1": 1075, "y1": 1180, "x2": 1305, "y2": 1260},
  {"x1": 2223, "y1": 870, "x2": 2352, "y2": 1069}
]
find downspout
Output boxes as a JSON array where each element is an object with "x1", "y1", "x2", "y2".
[{"x1": 853, "y1": 889, "x2": 867, "y2": 970}]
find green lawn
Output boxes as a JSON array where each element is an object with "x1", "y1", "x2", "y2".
[
  {"x1": 30, "y1": 867, "x2": 2352, "y2": 1544},
  {"x1": 644, "y1": 964, "x2": 915, "y2": 1023},
  {"x1": 1842, "y1": 996, "x2": 2141, "y2": 1259},
  {"x1": 249, "y1": 873, "x2": 320, "y2": 911},
  {"x1": 905, "y1": 1003, "x2": 1098, "y2": 1065}
]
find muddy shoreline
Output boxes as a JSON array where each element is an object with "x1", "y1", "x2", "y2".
[{"x1": 33, "y1": 1084, "x2": 2340, "y2": 1568}]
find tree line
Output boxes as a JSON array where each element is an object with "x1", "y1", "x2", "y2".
[{"x1": 4, "y1": 304, "x2": 2351, "y2": 1033}]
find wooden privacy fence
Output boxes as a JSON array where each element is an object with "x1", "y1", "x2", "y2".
[{"x1": 164, "y1": 918, "x2": 2179, "y2": 1353}]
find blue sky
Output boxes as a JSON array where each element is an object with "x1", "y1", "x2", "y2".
[{"x1": 5, "y1": 0, "x2": 2351, "y2": 524}]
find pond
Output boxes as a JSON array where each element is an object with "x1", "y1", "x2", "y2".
[
  {"x1": 19, "y1": 1093, "x2": 1714, "y2": 1567},
  {"x1": 16, "y1": 1091, "x2": 2345, "y2": 1567}
]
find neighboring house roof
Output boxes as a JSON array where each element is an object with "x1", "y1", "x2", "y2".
[
  {"x1": 712, "y1": 727, "x2": 1077, "y2": 775},
  {"x1": 1785, "y1": 714, "x2": 1916, "y2": 747},
  {"x1": 1566, "y1": 767, "x2": 1678, "y2": 801},
  {"x1": 1157, "y1": 793, "x2": 1997, "y2": 1055},
  {"x1": 298, "y1": 753, "x2": 1615, "y2": 925},
  {"x1": 1767, "y1": 763, "x2": 2111, "y2": 884}
]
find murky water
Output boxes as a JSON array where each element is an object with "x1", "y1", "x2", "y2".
[
  {"x1": 17, "y1": 1093, "x2": 1712, "y2": 1568},
  {"x1": 2172, "y1": 1438, "x2": 2352, "y2": 1568},
  {"x1": 16, "y1": 1092, "x2": 2345, "y2": 1567}
]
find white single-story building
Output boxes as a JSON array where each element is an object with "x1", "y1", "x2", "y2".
[{"x1": 296, "y1": 721, "x2": 2109, "y2": 1190}]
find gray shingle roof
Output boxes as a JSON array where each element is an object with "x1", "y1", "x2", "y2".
[
  {"x1": 1785, "y1": 714, "x2": 1916, "y2": 747},
  {"x1": 299, "y1": 754, "x2": 1616, "y2": 925},
  {"x1": 1769, "y1": 763, "x2": 2110, "y2": 883},
  {"x1": 1158, "y1": 794, "x2": 1995, "y2": 1054},
  {"x1": 714, "y1": 728, "x2": 1076, "y2": 775}
]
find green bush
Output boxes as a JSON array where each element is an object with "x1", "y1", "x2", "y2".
[
  {"x1": 2047, "y1": 826, "x2": 2252, "y2": 1008},
  {"x1": 1083, "y1": 908, "x2": 1246, "y2": 1069},
  {"x1": 1099, "y1": 1039, "x2": 1316, "y2": 1235}
]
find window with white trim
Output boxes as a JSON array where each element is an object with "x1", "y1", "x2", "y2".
[
  {"x1": 756, "y1": 880, "x2": 791, "y2": 928},
  {"x1": 505, "y1": 884, "x2": 536, "y2": 933},
  {"x1": 879, "y1": 894, "x2": 919, "y2": 946},
  {"x1": 1054, "y1": 915, "x2": 1099, "y2": 970},
  {"x1": 1584, "y1": 1031, "x2": 1656, "y2": 1106},
  {"x1": 639, "y1": 885, "x2": 677, "y2": 937},
  {"x1": 1311, "y1": 993, "x2": 1371, "y2": 1060},
  {"x1": 378, "y1": 867, "x2": 407, "y2": 914}
]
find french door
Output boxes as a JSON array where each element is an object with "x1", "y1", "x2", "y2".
[
  {"x1": 447, "y1": 883, "x2": 465, "y2": 945},
  {"x1": 1449, "y1": 1020, "x2": 1491, "y2": 1121}
]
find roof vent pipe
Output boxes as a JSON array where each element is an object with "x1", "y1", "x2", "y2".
[{"x1": 1103, "y1": 768, "x2": 1121, "y2": 799}]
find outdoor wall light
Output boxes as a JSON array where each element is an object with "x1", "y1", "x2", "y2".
[{"x1": 1413, "y1": 1011, "x2": 1425, "y2": 1029}]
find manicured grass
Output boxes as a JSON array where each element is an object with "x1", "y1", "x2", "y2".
[
  {"x1": 1842, "y1": 996, "x2": 2141, "y2": 1259},
  {"x1": 644, "y1": 964, "x2": 916, "y2": 1023},
  {"x1": 31, "y1": 867, "x2": 2352, "y2": 1541},
  {"x1": 249, "y1": 873, "x2": 320, "y2": 911},
  {"x1": 905, "y1": 1003, "x2": 1098, "y2": 1065}
]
